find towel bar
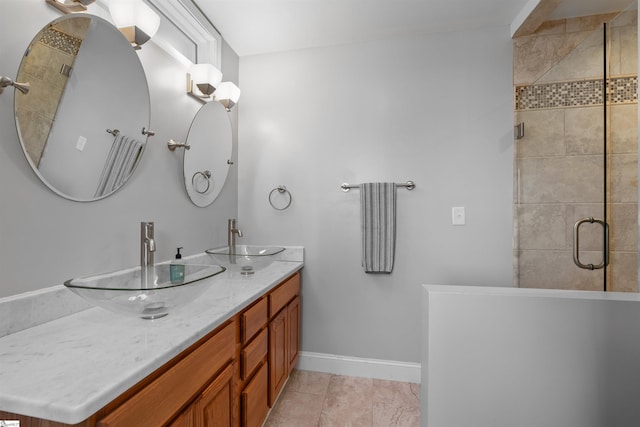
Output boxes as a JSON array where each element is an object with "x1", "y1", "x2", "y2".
[{"x1": 341, "y1": 181, "x2": 415, "y2": 192}]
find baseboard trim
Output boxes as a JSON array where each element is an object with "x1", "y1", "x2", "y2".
[{"x1": 296, "y1": 351, "x2": 421, "y2": 384}]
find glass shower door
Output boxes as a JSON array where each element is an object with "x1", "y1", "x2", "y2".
[
  {"x1": 604, "y1": 4, "x2": 638, "y2": 291},
  {"x1": 513, "y1": 3, "x2": 638, "y2": 292}
]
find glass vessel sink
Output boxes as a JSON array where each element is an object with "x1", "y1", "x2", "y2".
[
  {"x1": 205, "y1": 245, "x2": 285, "y2": 275},
  {"x1": 64, "y1": 263, "x2": 226, "y2": 319}
]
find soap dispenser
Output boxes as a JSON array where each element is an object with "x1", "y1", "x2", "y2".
[{"x1": 170, "y1": 247, "x2": 185, "y2": 284}]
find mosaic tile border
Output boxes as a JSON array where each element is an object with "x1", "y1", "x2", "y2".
[
  {"x1": 515, "y1": 76, "x2": 638, "y2": 110},
  {"x1": 40, "y1": 27, "x2": 82, "y2": 56}
]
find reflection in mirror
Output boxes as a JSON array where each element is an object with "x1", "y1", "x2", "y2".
[
  {"x1": 183, "y1": 101, "x2": 233, "y2": 207},
  {"x1": 14, "y1": 14, "x2": 151, "y2": 201}
]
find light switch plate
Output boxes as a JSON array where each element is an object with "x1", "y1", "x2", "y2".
[
  {"x1": 75, "y1": 136, "x2": 87, "y2": 151},
  {"x1": 452, "y1": 207, "x2": 465, "y2": 225}
]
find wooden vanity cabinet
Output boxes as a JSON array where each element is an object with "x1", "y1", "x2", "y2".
[
  {"x1": 0, "y1": 270, "x2": 301, "y2": 427},
  {"x1": 268, "y1": 273, "x2": 301, "y2": 406}
]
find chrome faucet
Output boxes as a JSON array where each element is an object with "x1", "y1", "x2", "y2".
[
  {"x1": 228, "y1": 219, "x2": 243, "y2": 252},
  {"x1": 141, "y1": 221, "x2": 156, "y2": 267}
]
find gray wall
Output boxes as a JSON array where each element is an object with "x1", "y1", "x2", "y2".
[
  {"x1": 1, "y1": 0, "x2": 515, "y2": 366},
  {"x1": 0, "y1": 0, "x2": 239, "y2": 298},
  {"x1": 238, "y1": 26, "x2": 515, "y2": 364}
]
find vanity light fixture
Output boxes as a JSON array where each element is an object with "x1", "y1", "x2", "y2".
[
  {"x1": 45, "y1": 0, "x2": 95, "y2": 14},
  {"x1": 214, "y1": 82, "x2": 241, "y2": 111},
  {"x1": 109, "y1": 0, "x2": 161, "y2": 50},
  {"x1": 187, "y1": 63, "x2": 223, "y2": 101},
  {"x1": 0, "y1": 76, "x2": 30, "y2": 95}
]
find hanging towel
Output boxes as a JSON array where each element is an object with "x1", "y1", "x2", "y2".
[
  {"x1": 95, "y1": 134, "x2": 145, "y2": 197},
  {"x1": 360, "y1": 182, "x2": 397, "y2": 273}
]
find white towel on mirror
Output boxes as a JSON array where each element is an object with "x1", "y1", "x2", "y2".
[{"x1": 360, "y1": 182, "x2": 397, "y2": 273}]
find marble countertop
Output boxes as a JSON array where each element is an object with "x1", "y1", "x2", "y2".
[{"x1": 0, "y1": 257, "x2": 303, "y2": 424}]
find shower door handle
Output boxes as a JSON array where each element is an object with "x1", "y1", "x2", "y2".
[{"x1": 573, "y1": 217, "x2": 609, "y2": 270}]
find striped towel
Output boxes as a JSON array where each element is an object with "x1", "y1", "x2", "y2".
[
  {"x1": 360, "y1": 182, "x2": 397, "y2": 273},
  {"x1": 95, "y1": 134, "x2": 145, "y2": 197}
]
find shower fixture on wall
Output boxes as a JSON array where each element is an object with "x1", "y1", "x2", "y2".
[
  {"x1": 0, "y1": 76, "x2": 29, "y2": 95},
  {"x1": 514, "y1": 122, "x2": 524, "y2": 139}
]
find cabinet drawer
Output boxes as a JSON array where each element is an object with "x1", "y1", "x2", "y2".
[
  {"x1": 269, "y1": 273, "x2": 300, "y2": 318},
  {"x1": 241, "y1": 297, "x2": 268, "y2": 343},
  {"x1": 241, "y1": 328, "x2": 268, "y2": 380},
  {"x1": 241, "y1": 362, "x2": 269, "y2": 427},
  {"x1": 98, "y1": 321, "x2": 235, "y2": 427}
]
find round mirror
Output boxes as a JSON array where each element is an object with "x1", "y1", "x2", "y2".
[
  {"x1": 183, "y1": 101, "x2": 233, "y2": 207},
  {"x1": 14, "y1": 14, "x2": 151, "y2": 201}
]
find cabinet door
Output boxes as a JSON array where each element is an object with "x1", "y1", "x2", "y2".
[
  {"x1": 268, "y1": 309, "x2": 287, "y2": 407},
  {"x1": 241, "y1": 362, "x2": 269, "y2": 427},
  {"x1": 195, "y1": 363, "x2": 235, "y2": 427},
  {"x1": 287, "y1": 296, "x2": 300, "y2": 374},
  {"x1": 169, "y1": 407, "x2": 194, "y2": 427}
]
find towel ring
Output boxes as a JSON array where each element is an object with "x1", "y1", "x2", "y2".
[
  {"x1": 192, "y1": 170, "x2": 212, "y2": 194},
  {"x1": 269, "y1": 185, "x2": 292, "y2": 210}
]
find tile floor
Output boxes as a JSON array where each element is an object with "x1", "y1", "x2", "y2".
[{"x1": 264, "y1": 370, "x2": 420, "y2": 427}]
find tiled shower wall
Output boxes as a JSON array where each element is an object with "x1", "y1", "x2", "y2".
[
  {"x1": 15, "y1": 18, "x2": 88, "y2": 167},
  {"x1": 513, "y1": 11, "x2": 638, "y2": 291}
]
